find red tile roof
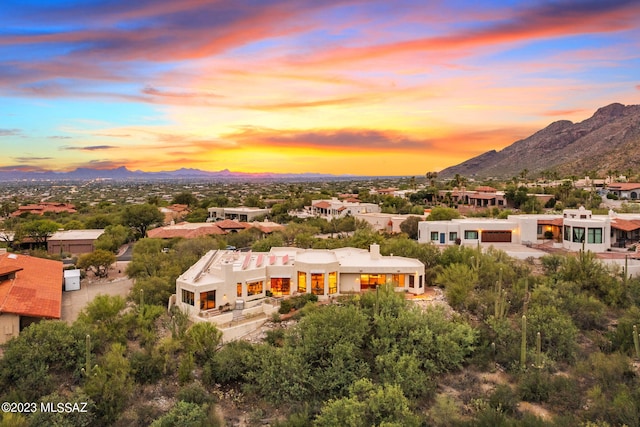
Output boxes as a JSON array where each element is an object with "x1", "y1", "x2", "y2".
[
  {"x1": 313, "y1": 201, "x2": 331, "y2": 209},
  {"x1": 0, "y1": 254, "x2": 63, "y2": 319},
  {"x1": 215, "y1": 219, "x2": 246, "y2": 230},
  {"x1": 475, "y1": 186, "x2": 497, "y2": 193},
  {"x1": 10, "y1": 202, "x2": 77, "y2": 217},
  {"x1": 611, "y1": 219, "x2": 640, "y2": 232},
  {"x1": 147, "y1": 223, "x2": 226, "y2": 239},
  {"x1": 607, "y1": 183, "x2": 640, "y2": 191}
]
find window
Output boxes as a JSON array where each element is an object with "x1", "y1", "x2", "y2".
[
  {"x1": 588, "y1": 228, "x2": 603, "y2": 244},
  {"x1": 270, "y1": 278, "x2": 290, "y2": 296},
  {"x1": 572, "y1": 227, "x2": 585, "y2": 243},
  {"x1": 430, "y1": 231, "x2": 439, "y2": 241},
  {"x1": 247, "y1": 280, "x2": 263, "y2": 296},
  {"x1": 328, "y1": 272, "x2": 337, "y2": 294},
  {"x1": 464, "y1": 230, "x2": 478, "y2": 239},
  {"x1": 311, "y1": 273, "x2": 324, "y2": 295},
  {"x1": 200, "y1": 291, "x2": 216, "y2": 310},
  {"x1": 564, "y1": 225, "x2": 570, "y2": 241},
  {"x1": 360, "y1": 274, "x2": 386, "y2": 290},
  {"x1": 409, "y1": 275, "x2": 415, "y2": 288},
  {"x1": 237, "y1": 283, "x2": 242, "y2": 298},
  {"x1": 537, "y1": 225, "x2": 542, "y2": 235},
  {"x1": 391, "y1": 274, "x2": 405, "y2": 287},
  {"x1": 182, "y1": 289, "x2": 194, "y2": 306},
  {"x1": 298, "y1": 271, "x2": 307, "y2": 293},
  {"x1": 449, "y1": 232, "x2": 458, "y2": 241}
]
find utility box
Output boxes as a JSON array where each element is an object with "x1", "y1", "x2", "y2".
[{"x1": 63, "y1": 269, "x2": 81, "y2": 292}]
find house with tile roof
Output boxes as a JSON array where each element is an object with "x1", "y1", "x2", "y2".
[
  {"x1": 606, "y1": 183, "x2": 640, "y2": 200},
  {"x1": 174, "y1": 244, "x2": 425, "y2": 325},
  {"x1": 10, "y1": 202, "x2": 77, "y2": 217},
  {"x1": 147, "y1": 222, "x2": 226, "y2": 239},
  {"x1": 0, "y1": 252, "x2": 63, "y2": 344}
]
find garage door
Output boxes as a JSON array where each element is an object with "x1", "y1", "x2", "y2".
[{"x1": 481, "y1": 231, "x2": 512, "y2": 243}]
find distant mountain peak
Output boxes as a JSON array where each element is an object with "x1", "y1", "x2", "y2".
[{"x1": 439, "y1": 102, "x2": 640, "y2": 179}]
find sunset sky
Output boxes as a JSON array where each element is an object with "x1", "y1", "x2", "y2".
[{"x1": 1, "y1": 0, "x2": 639, "y2": 176}]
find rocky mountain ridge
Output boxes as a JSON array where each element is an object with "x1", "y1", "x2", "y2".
[{"x1": 439, "y1": 103, "x2": 640, "y2": 179}]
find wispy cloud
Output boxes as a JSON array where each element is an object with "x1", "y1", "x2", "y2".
[
  {"x1": 61, "y1": 145, "x2": 119, "y2": 151},
  {"x1": 227, "y1": 127, "x2": 431, "y2": 151},
  {"x1": 0, "y1": 129, "x2": 21, "y2": 136},
  {"x1": 12, "y1": 156, "x2": 53, "y2": 162}
]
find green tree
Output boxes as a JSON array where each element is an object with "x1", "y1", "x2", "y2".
[
  {"x1": 0, "y1": 321, "x2": 89, "y2": 401},
  {"x1": 21, "y1": 219, "x2": 61, "y2": 248},
  {"x1": 77, "y1": 249, "x2": 116, "y2": 278},
  {"x1": 435, "y1": 263, "x2": 478, "y2": 310},
  {"x1": 399, "y1": 216, "x2": 421, "y2": 239},
  {"x1": 315, "y1": 378, "x2": 421, "y2": 427},
  {"x1": 76, "y1": 295, "x2": 127, "y2": 346},
  {"x1": 121, "y1": 204, "x2": 164, "y2": 238},
  {"x1": 83, "y1": 343, "x2": 133, "y2": 425},
  {"x1": 85, "y1": 214, "x2": 114, "y2": 229},
  {"x1": 172, "y1": 192, "x2": 198, "y2": 207},
  {"x1": 184, "y1": 322, "x2": 223, "y2": 363},
  {"x1": 150, "y1": 401, "x2": 210, "y2": 427},
  {"x1": 94, "y1": 224, "x2": 131, "y2": 253},
  {"x1": 426, "y1": 207, "x2": 461, "y2": 221}
]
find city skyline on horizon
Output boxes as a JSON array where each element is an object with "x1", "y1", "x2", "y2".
[{"x1": 1, "y1": 1, "x2": 639, "y2": 176}]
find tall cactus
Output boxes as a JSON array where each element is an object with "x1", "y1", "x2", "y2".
[
  {"x1": 521, "y1": 315, "x2": 527, "y2": 369},
  {"x1": 535, "y1": 331, "x2": 542, "y2": 369},
  {"x1": 633, "y1": 325, "x2": 640, "y2": 360},
  {"x1": 523, "y1": 277, "x2": 529, "y2": 315},
  {"x1": 494, "y1": 268, "x2": 508, "y2": 319},
  {"x1": 82, "y1": 334, "x2": 94, "y2": 377}
]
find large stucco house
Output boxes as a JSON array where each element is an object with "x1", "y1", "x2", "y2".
[
  {"x1": 417, "y1": 207, "x2": 614, "y2": 253},
  {"x1": 174, "y1": 244, "x2": 425, "y2": 324}
]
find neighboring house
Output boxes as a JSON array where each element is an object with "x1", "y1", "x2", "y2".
[
  {"x1": 47, "y1": 229, "x2": 105, "y2": 255},
  {"x1": 307, "y1": 198, "x2": 381, "y2": 219},
  {"x1": 606, "y1": 183, "x2": 640, "y2": 200},
  {"x1": 10, "y1": 202, "x2": 77, "y2": 217},
  {"x1": 437, "y1": 187, "x2": 507, "y2": 208},
  {"x1": 146, "y1": 220, "x2": 284, "y2": 240},
  {"x1": 207, "y1": 207, "x2": 271, "y2": 222},
  {"x1": 353, "y1": 212, "x2": 426, "y2": 234},
  {"x1": 147, "y1": 222, "x2": 226, "y2": 239},
  {"x1": 417, "y1": 207, "x2": 612, "y2": 253},
  {"x1": 160, "y1": 204, "x2": 190, "y2": 224},
  {"x1": 174, "y1": 244, "x2": 425, "y2": 324},
  {"x1": 0, "y1": 252, "x2": 63, "y2": 344}
]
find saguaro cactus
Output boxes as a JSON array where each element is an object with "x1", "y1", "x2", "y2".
[
  {"x1": 633, "y1": 325, "x2": 639, "y2": 360},
  {"x1": 521, "y1": 315, "x2": 527, "y2": 369},
  {"x1": 535, "y1": 331, "x2": 542, "y2": 369}
]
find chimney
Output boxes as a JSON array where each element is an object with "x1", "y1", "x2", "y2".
[
  {"x1": 370, "y1": 243, "x2": 381, "y2": 260},
  {"x1": 221, "y1": 262, "x2": 233, "y2": 279}
]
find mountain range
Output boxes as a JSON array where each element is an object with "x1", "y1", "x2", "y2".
[
  {"x1": 439, "y1": 102, "x2": 640, "y2": 179},
  {"x1": 0, "y1": 166, "x2": 360, "y2": 182}
]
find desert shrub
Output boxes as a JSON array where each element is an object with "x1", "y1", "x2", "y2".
[
  {"x1": 177, "y1": 383, "x2": 211, "y2": 405},
  {"x1": 518, "y1": 370, "x2": 551, "y2": 403}
]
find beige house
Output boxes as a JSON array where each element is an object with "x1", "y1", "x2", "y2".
[
  {"x1": 47, "y1": 229, "x2": 105, "y2": 255},
  {"x1": 174, "y1": 244, "x2": 425, "y2": 324}
]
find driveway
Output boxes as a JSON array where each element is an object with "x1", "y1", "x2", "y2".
[{"x1": 61, "y1": 261, "x2": 133, "y2": 324}]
